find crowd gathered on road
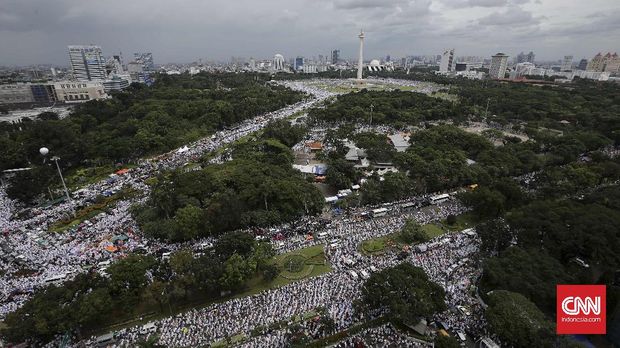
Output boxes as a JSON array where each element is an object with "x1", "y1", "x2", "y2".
[{"x1": 1, "y1": 79, "x2": 496, "y2": 347}]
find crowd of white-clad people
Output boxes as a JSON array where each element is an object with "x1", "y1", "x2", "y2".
[
  {"x1": 333, "y1": 323, "x2": 432, "y2": 348},
  {"x1": 0, "y1": 81, "x2": 333, "y2": 318},
  {"x1": 2, "y1": 79, "x2": 493, "y2": 347},
  {"x1": 68, "y1": 196, "x2": 487, "y2": 348}
]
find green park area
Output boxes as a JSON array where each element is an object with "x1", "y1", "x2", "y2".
[
  {"x1": 241, "y1": 244, "x2": 332, "y2": 296},
  {"x1": 359, "y1": 213, "x2": 475, "y2": 255},
  {"x1": 442, "y1": 212, "x2": 476, "y2": 232},
  {"x1": 360, "y1": 222, "x2": 446, "y2": 255}
]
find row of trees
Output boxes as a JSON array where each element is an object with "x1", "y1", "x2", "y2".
[{"x1": 1, "y1": 231, "x2": 277, "y2": 343}]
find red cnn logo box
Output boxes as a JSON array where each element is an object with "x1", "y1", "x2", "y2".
[{"x1": 557, "y1": 285, "x2": 606, "y2": 334}]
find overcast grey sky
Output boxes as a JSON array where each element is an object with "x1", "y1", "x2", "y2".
[{"x1": 1, "y1": 0, "x2": 619, "y2": 66}]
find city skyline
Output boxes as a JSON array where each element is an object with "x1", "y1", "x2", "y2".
[{"x1": 1, "y1": 0, "x2": 619, "y2": 66}]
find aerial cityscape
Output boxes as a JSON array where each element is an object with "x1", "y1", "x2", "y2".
[{"x1": 1, "y1": 0, "x2": 619, "y2": 347}]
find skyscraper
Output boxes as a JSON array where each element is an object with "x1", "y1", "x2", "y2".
[
  {"x1": 489, "y1": 53, "x2": 509, "y2": 79},
  {"x1": 294, "y1": 57, "x2": 304, "y2": 70},
  {"x1": 439, "y1": 49, "x2": 455, "y2": 72},
  {"x1": 273, "y1": 54, "x2": 285, "y2": 71},
  {"x1": 577, "y1": 59, "x2": 588, "y2": 70},
  {"x1": 331, "y1": 49, "x2": 340, "y2": 64},
  {"x1": 586, "y1": 52, "x2": 620, "y2": 72},
  {"x1": 526, "y1": 51, "x2": 535, "y2": 63},
  {"x1": 134, "y1": 52, "x2": 154, "y2": 71},
  {"x1": 68, "y1": 45, "x2": 106, "y2": 81},
  {"x1": 561, "y1": 55, "x2": 573, "y2": 71}
]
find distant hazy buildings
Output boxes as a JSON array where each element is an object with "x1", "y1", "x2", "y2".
[
  {"x1": 577, "y1": 59, "x2": 588, "y2": 70},
  {"x1": 439, "y1": 49, "x2": 455, "y2": 72},
  {"x1": 367, "y1": 59, "x2": 393, "y2": 72},
  {"x1": 587, "y1": 52, "x2": 620, "y2": 72},
  {"x1": 561, "y1": 55, "x2": 573, "y2": 72},
  {"x1": 515, "y1": 51, "x2": 535, "y2": 64},
  {"x1": 134, "y1": 52, "x2": 155, "y2": 71},
  {"x1": 331, "y1": 49, "x2": 340, "y2": 64},
  {"x1": 294, "y1": 57, "x2": 304, "y2": 71},
  {"x1": 68, "y1": 45, "x2": 106, "y2": 81},
  {"x1": 489, "y1": 53, "x2": 509, "y2": 79},
  {"x1": 273, "y1": 54, "x2": 285, "y2": 71}
]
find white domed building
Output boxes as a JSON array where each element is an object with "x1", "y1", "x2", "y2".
[
  {"x1": 273, "y1": 54, "x2": 285, "y2": 71},
  {"x1": 367, "y1": 59, "x2": 393, "y2": 72}
]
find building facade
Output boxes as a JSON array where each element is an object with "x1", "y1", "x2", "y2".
[
  {"x1": 439, "y1": 49, "x2": 455, "y2": 72},
  {"x1": 68, "y1": 45, "x2": 107, "y2": 81},
  {"x1": 489, "y1": 53, "x2": 509, "y2": 79},
  {"x1": 331, "y1": 49, "x2": 340, "y2": 64},
  {"x1": 134, "y1": 52, "x2": 155, "y2": 71},
  {"x1": 587, "y1": 52, "x2": 620, "y2": 72},
  {"x1": 273, "y1": 54, "x2": 285, "y2": 71},
  {"x1": 577, "y1": 59, "x2": 588, "y2": 70},
  {"x1": 561, "y1": 55, "x2": 573, "y2": 71},
  {"x1": 0, "y1": 84, "x2": 35, "y2": 104},
  {"x1": 52, "y1": 81, "x2": 106, "y2": 103},
  {"x1": 0, "y1": 81, "x2": 106, "y2": 105},
  {"x1": 294, "y1": 57, "x2": 304, "y2": 71}
]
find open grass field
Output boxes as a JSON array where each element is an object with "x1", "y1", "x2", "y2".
[
  {"x1": 360, "y1": 222, "x2": 447, "y2": 255},
  {"x1": 238, "y1": 244, "x2": 332, "y2": 296},
  {"x1": 441, "y1": 212, "x2": 477, "y2": 232},
  {"x1": 421, "y1": 223, "x2": 444, "y2": 239}
]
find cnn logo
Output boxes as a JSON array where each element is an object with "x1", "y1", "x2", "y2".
[
  {"x1": 561, "y1": 296, "x2": 601, "y2": 315},
  {"x1": 557, "y1": 285, "x2": 606, "y2": 334}
]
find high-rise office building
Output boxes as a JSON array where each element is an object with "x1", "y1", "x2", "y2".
[
  {"x1": 577, "y1": 59, "x2": 588, "y2": 70},
  {"x1": 561, "y1": 55, "x2": 573, "y2": 71},
  {"x1": 516, "y1": 51, "x2": 535, "y2": 64},
  {"x1": 68, "y1": 45, "x2": 106, "y2": 81},
  {"x1": 526, "y1": 51, "x2": 535, "y2": 63},
  {"x1": 586, "y1": 52, "x2": 620, "y2": 72},
  {"x1": 331, "y1": 49, "x2": 340, "y2": 64},
  {"x1": 273, "y1": 54, "x2": 285, "y2": 71},
  {"x1": 439, "y1": 49, "x2": 455, "y2": 72},
  {"x1": 294, "y1": 57, "x2": 304, "y2": 70},
  {"x1": 489, "y1": 53, "x2": 509, "y2": 79},
  {"x1": 134, "y1": 52, "x2": 154, "y2": 71}
]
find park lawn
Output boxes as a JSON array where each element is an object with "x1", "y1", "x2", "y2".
[
  {"x1": 421, "y1": 223, "x2": 445, "y2": 239},
  {"x1": 360, "y1": 222, "x2": 448, "y2": 255},
  {"x1": 236, "y1": 244, "x2": 332, "y2": 298},
  {"x1": 359, "y1": 233, "x2": 390, "y2": 255},
  {"x1": 442, "y1": 212, "x2": 477, "y2": 232}
]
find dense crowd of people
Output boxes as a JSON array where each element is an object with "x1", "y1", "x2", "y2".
[
  {"x1": 2, "y1": 79, "x2": 493, "y2": 347},
  {"x1": 0, "y1": 81, "x2": 333, "y2": 318},
  {"x1": 69, "y1": 196, "x2": 484, "y2": 347}
]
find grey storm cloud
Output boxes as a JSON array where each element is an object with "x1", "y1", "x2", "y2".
[
  {"x1": 478, "y1": 6, "x2": 541, "y2": 26},
  {"x1": 0, "y1": 0, "x2": 618, "y2": 65}
]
